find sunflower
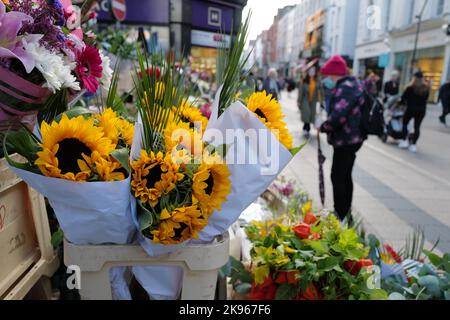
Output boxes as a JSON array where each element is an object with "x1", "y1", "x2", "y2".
[
  {"x1": 35, "y1": 114, "x2": 115, "y2": 181},
  {"x1": 149, "y1": 205, "x2": 208, "y2": 245},
  {"x1": 96, "y1": 108, "x2": 135, "y2": 147},
  {"x1": 178, "y1": 101, "x2": 208, "y2": 133},
  {"x1": 164, "y1": 120, "x2": 204, "y2": 158},
  {"x1": 131, "y1": 150, "x2": 184, "y2": 207},
  {"x1": 247, "y1": 91, "x2": 293, "y2": 150},
  {"x1": 95, "y1": 108, "x2": 120, "y2": 145},
  {"x1": 192, "y1": 154, "x2": 231, "y2": 216},
  {"x1": 78, "y1": 151, "x2": 126, "y2": 182}
]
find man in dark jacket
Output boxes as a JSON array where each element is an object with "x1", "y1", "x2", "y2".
[
  {"x1": 438, "y1": 80, "x2": 450, "y2": 126},
  {"x1": 319, "y1": 55, "x2": 366, "y2": 222},
  {"x1": 384, "y1": 70, "x2": 400, "y2": 102}
]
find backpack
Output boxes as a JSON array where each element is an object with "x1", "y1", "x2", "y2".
[{"x1": 360, "y1": 91, "x2": 385, "y2": 137}]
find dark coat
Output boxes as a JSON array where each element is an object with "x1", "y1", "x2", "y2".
[{"x1": 320, "y1": 77, "x2": 366, "y2": 147}]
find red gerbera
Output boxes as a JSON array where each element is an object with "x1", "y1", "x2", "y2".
[{"x1": 75, "y1": 46, "x2": 103, "y2": 93}]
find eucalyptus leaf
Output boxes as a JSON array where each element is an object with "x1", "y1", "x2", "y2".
[
  {"x1": 235, "y1": 283, "x2": 252, "y2": 295},
  {"x1": 275, "y1": 283, "x2": 297, "y2": 301},
  {"x1": 137, "y1": 201, "x2": 154, "y2": 231},
  {"x1": 55, "y1": 107, "x2": 93, "y2": 121}
]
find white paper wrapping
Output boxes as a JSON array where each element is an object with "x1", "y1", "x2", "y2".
[
  {"x1": 9, "y1": 167, "x2": 136, "y2": 300},
  {"x1": 131, "y1": 89, "x2": 294, "y2": 299}
]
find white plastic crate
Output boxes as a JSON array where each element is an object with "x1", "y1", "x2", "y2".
[{"x1": 63, "y1": 232, "x2": 230, "y2": 300}]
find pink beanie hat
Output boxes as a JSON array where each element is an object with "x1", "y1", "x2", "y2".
[{"x1": 320, "y1": 55, "x2": 348, "y2": 76}]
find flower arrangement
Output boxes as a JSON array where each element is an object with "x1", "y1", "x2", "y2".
[
  {"x1": 0, "y1": 0, "x2": 110, "y2": 129},
  {"x1": 227, "y1": 204, "x2": 388, "y2": 300},
  {"x1": 131, "y1": 49, "x2": 231, "y2": 246}
]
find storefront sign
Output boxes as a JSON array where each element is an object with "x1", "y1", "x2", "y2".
[
  {"x1": 392, "y1": 28, "x2": 446, "y2": 53},
  {"x1": 191, "y1": 30, "x2": 231, "y2": 48},
  {"x1": 96, "y1": 0, "x2": 169, "y2": 24},
  {"x1": 191, "y1": 0, "x2": 234, "y2": 33},
  {"x1": 355, "y1": 40, "x2": 389, "y2": 60}
]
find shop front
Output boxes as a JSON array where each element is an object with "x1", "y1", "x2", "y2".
[
  {"x1": 95, "y1": 0, "x2": 171, "y2": 51},
  {"x1": 354, "y1": 40, "x2": 390, "y2": 83},
  {"x1": 391, "y1": 22, "x2": 449, "y2": 102}
]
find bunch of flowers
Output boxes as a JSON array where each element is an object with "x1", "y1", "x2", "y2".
[
  {"x1": 5, "y1": 106, "x2": 134, "y2": 182},
  {"x1": 131, "y1": 50, "x2": 231, "y2": 246},
  {"x1": 227, "y1": 200, "x2": 388, "y2": 300},
  {"x1": 0, "y1": 0, "x2": 111, "y2": 129}
]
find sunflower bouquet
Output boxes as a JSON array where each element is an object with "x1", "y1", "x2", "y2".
[
  {"x1": 3, "y1": 66, "x2": 136, "y2": 245},
  {"x1": 130, "y1": 49, "x2": 232, "y2": 252}
]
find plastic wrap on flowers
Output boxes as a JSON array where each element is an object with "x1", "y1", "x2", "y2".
[{"x1": 0, "y1": 66, "x2": 51, "y2": 130}]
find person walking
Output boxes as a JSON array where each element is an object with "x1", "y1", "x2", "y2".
[
  {"x1": 262, "y1": 68, "x2": 281, "y2": 101},
  {"x1": 319, "y1": 55, "x2": 367, "y2": 222},
  {"x1": 398, "y1": 71, "x2": 430, "y2": 153},
  {"x1": 384, "y1": 70, "x2": 400, "y2": 102},
  {"x1": 298, "y1": 66, "x2": 323, "y2": 138},
  {"x1": 438, "y1": 80, "x2": 450, "y2": 126}
]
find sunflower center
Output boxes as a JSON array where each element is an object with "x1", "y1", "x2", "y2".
[
  {"x1": 254, "y1": 108, "x2": 267, "y2": 121},
  {"x1": 146, "y1": 164, "x2": 163, "y2": 188},
  {"x1": 180, "y1": 116, "x2": 195, "y2": 129},
  {"x1": 204, "y1": 171, "x2": 214, "y2": 195},
  {"x1": 56, "y1": 138, "x2": 92, "y2": 174},
  {"x1": 174, "y1": 223, "x2": 188, "y2": 240}
]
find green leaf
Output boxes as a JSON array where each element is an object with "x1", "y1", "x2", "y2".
[
  {"x1": 111, "y1": 148, "x2": 130, "y2": 174},
  {"x1": 51, "y1": 228, "x2": 64, "y2": 249},
  {"x1": 317, "y1": 256, "x2": 340, "y2": 272},
  {"x1": 290, "y1": 141, "x2": 308, "y2": 156},
  {"x1": 254, "y1": 265, "x2": 270, "y2": 285},
  {"x1": 54, "y1": 107, "x2": 93, "y2": 121},
  {"x1": 418, "y1": 275, "x2": 442, "y2": 298},
  {"x1": 424, "y1": 250, "x2": 442, "y2": 268},
  {"x1": 137, "y1": 201, "x2": 154, "y2": 231},
  {"x1": 235, "y1": 283, "x2": 252, "y2": 295},
  {"x1": 305, "y1": 240, "x2": 329, "y2": 255},
  {"x1": 275, "y1": 283, "x2": 297, "y2": 300}
]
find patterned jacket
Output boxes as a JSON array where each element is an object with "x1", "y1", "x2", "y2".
[{"x1": 320, "y1": 76, "x2": 366, "y2": 147}]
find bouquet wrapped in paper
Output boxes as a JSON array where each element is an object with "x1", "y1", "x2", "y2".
[
  {"x1": 0, "y1": 0, "x2": 111, "y2": 130},
  {"x1": 131, "y1": 16, "x2": 302, "y2": 299},
  {"x1": 4, "y1": 69, "x2": 136, "y2": 298}
]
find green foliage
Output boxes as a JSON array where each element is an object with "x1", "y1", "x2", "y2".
[
  {"x1": 97, "y1": 27, "x2": 136, "y2": 60},
  {"x1": 217, "y1": 14, "x2": 251, "y2": 116}
]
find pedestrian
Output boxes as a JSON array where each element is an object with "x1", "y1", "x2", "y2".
[
  {"x1": 263, "y1": 68, "x2": 281, "y2": 101},
  {"x1": 319, "y1": 55, "x2": 367, "y2": 222},
  {"x1": 298, "y1": 66, "x2": 323, "y2": 138},
  {"x1": 365, "y1": 71, "x2": 381, "y2": 97},
  {"x1": 398, "y1": 71, "x2": 430, "y2": 153},
  {"x1": 438, "y1": 80, "x2": 450, "y2": 126},
  {"x1": 384, "y1": 70, "x2": 400, "y2": 102}
]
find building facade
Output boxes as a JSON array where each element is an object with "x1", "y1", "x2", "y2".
[{"x1": 354, "y1": 0, "x2": 450, "y2": 101}]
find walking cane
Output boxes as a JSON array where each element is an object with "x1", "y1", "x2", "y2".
[{"x1": 317, "y1": 131, "x2": 326, "y2": 207}]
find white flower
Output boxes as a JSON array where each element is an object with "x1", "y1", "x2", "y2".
[
  {"x1": 23, "y1": 40, "x2": 80, "y2": 93},
  {"x1": 99, "y1": 50, "x2": 113, "y2": 90}
]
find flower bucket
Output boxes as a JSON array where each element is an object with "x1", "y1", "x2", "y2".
[{"x1": 0, "y1": 66, "x2": 51, "y2": 130}]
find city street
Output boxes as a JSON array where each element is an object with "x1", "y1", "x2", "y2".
[{"x1": 280, "y1": 92, "x2": 450, "y2": 254}]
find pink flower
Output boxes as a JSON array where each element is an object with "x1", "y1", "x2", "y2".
[
  {"x1": 0, "y1": 2, "x2": 35, "y2": 73},
  {"x1": 75, "y1": 46, "x2": 103, "y2": 93},
  {"x1": 200, "y1": 103, "x2": 212, "y2": 119}
]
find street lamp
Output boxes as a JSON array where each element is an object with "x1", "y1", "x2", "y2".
[{"x1": 410, "y1": 0, "x2": 429, "y2": 77}]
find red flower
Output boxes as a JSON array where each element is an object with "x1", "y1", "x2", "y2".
[
  {"x1": 139, "y1": 67, "x2": 161, "y2": 80},
  {"x1": 295, "y1": 284, "x2": 323, "y2": 300},
  {"x1": 75, "y1": 46, "x2": 103, "y2": 93},
  {"x1": 304, "y1": 212, "x2": 317, "y2": 225},
  {"x1": 343, "y1": 259, "x2": 373, "y2": 276},
  {"x1": 275, "y1": 271, "x2": 300, "y2": 285},
  {"x1": 293, "y1": 223, "x2": 311, "y2": 239},
  {"x1": 249, "y1": 276, "x2": 277, "y2": 300},
  {"x1": 309, "y1": 233, "x2": 321, "y2": 241},
  {"x1": 384, "y1": 244, "x2": 402, "y2": 263}
]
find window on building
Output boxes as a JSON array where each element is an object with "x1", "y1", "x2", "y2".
[{"x1": 437, "y1": 0, "x2": 445, "y2": 15}]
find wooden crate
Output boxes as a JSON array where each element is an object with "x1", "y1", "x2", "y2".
[{"x1": 0, "y1": 155, "x2": 59, "y2": 300}]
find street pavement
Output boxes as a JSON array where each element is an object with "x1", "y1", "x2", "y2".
[{"x1": 279, "y1": 91, "x2": 450, "y2": 254}]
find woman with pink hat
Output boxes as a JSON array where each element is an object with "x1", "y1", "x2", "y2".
[{"x1": 319, "y1": 55, "x2": 367, "y2": 222}]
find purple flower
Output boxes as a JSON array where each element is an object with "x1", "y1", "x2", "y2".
[{"x1": 0, "y1": 2, "x2": 35, "y2": 73}]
